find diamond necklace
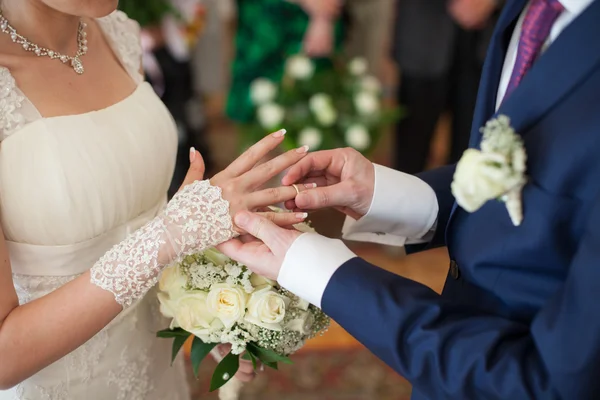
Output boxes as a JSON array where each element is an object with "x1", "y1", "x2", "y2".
[{"x1": 0, "y1": 10, "x2": 88, "y2": 75}]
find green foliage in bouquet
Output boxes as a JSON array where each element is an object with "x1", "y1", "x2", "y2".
[
  {"x1": 118, "y1": 0, "x2": 179, "y2": 27},
  {"x1": 241, "y1": 55, "x2": 403, "y2": 155}
]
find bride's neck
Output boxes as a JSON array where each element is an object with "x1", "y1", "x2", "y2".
[{"x1": 1, "y1": 0, "x2": 82, "y2": 54}]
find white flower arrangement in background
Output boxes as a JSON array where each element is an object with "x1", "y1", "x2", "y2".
[
  {"x1": 451, "y1": 115, "x2": 527, "y2": 226},
  {"x1": 345, "y1": 124, "x2": 371, "y2": 151},
  {"x1": 286, "y1": 54, "x2": 315, "y2": 80},
  {"x1": 298, "y1": 127, "x2": 323, "y2": 149},
  {"x1": 257, "y1": 103, "x2": 285, "y2": 129},
  {"x1": 354, "y1": 91, "x2": 380, "y2": 115},
  {"x1": 348, "y1": 57, "x2": 368, "y2": 76},
  {"x1": 243, "y1": 55, "x2": 401, "y2": 154},
  {"x1": 250, "y1": 78, "x2": 277, "y2": 105},
  {"x1": 157, "y1": 213, "x2": 329, "y2": 398}
]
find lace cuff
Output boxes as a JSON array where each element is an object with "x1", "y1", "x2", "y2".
[{"x1": 90, "y1": 180, "x2": 236, "y2": 308}]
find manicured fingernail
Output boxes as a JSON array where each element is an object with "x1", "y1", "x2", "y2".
[
  {"x1": 273, "y1": 129, "x2": 287, "y2": 138},
  {"x1": 189, "y1": 147, "x2": 196, "y2": 162},
  {"x1": 235, "y1": 212, "x2": 250, "y2": 226},
  {"x1": 304, "y1": 183, "x2": 317, "y2": 189},
  {"x1": 296, "y1": 145, "x2": 309, "y2": 153},
  {"x1": 296, "y1": 212, "x2": 308, "y2": 219}
]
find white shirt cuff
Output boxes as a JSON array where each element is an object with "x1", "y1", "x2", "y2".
[
  {"x1": 277, "y1": 233, "x2": 356, "y2": 308},
  {"x1": 342, "y1": 164, "x2": 439, "y2": 246}
]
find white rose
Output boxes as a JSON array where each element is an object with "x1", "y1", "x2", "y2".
[
  {"x1": 244, "y1": 285, "x2": 290, "y2": 331},
  {"x1": 354, "y1": 92, "x2": 379, "y2": 115},
  {"x1": 250, "y1": 78, "x2": 277, "y2": 105},
  {"x1": 157, "y1": 292, "x2": 177, "y2": 320},
  {"x1": 348, "y1": 57, "x2": 368, "y2": 76},
  {"x1": 170, "y1": 291, "x2": 218, "y2": 337},
  {"x1": 345, "y1": 124, "x2": 371, "y2": 151},
  {"x1": 207, "y1": 284, "x2": 247, "y2": 328},
  {"x1": 203, "y1": 248, "x2": 231, "y2": 266},
  {"x1": 250, "y1": 273, "x2": 277, "y2": 288},
  {"x1": 286, "y1": 55, "x2": 315, "y2": 80},
  {"x1": 257, "y1": 103, "x2": 285, "y2": 128},
  {"x1": 298, "y1": 127, "x2": 323, "y2": 149},
  {"x1": 451, "y1": 149, "x2": 522, "y2": 213},
  {"x1": 285, "y1": 311, "x2": 314, "y2": 335},
  {"x1": 360, "y1": 76, "x2": 381, "y2": 93},
  {"x1": 158, "y1": 265, "x2": 187, "y2": 295}
]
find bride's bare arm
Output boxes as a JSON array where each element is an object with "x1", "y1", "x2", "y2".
[{"x1": 0, "y1": 131, "x2": 310, "y2": 389}]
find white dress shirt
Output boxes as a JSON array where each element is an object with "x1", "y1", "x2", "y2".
[{"x1": 278, "y1": 0, "x2": 594, "y2": 308}]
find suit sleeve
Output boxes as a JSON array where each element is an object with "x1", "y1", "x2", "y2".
[{"x1": 321, "y1": 195, "x2": 600, "y2": 399}]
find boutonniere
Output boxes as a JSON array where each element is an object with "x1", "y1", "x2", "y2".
[{"x1": 451, "y1": 115, "x2": 527, "y2": 226}]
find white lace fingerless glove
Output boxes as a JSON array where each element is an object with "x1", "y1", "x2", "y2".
[{"x1": 90, "y1": 180, "x2": 237, "y2": 308}]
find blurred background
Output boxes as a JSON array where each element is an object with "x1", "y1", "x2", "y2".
[{"x1": 118, "y1": 0, "x2": 502, "y2": 398}]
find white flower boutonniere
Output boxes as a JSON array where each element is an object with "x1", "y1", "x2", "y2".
[{"x1": 451, "y1": 115, "x2": 527, "y2": 226}]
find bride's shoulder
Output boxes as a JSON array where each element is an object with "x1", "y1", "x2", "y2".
[
  {"x1": 96, "y1": 10, "x2": 143, "y2": 81},
  {"x1": 96, "y1": 10, "x2": 141, "y2": 40},
  {"x1": 0, "y1": 66, "x2": 26, "y2": 141}
]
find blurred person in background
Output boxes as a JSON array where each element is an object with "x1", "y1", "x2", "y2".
[
  {"x1": 392, "y1": 0, "x2": 503, "y2": 174},
  {"x1": 345, "y1": 0, "x2": 394, "y2": 77},
  {"x1": 226, "y1": 0, "x2": 344, "y2": 123}
]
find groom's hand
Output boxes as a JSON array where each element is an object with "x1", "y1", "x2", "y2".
[
  {"x1": 282, "y1": 148, "x2": 375, "y2": 220},
  {"x1": 217, "y1": 212, "x2": 303, "y2": 280}
]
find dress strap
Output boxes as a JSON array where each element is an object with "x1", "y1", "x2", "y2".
[
  {"x1": 96, "y1": 11, "x2": 144, "y2": 85},
  {"x1": 0, "y1": 67, "x2": 41, "y2": 141}
]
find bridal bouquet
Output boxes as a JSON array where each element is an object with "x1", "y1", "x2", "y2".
[
  {"x1": 156, "y1": 218, "x2": 329, "y2": 398},
  {"x1": 242, "y1": 55, "x2": 401, "y2": 155}
]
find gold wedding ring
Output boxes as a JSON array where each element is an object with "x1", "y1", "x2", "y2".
[{"x1": 292, "y1": 184, "x2": 300, "y2": 195}]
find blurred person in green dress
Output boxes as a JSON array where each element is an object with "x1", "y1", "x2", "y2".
[{"x1": 226, "y1": 0, "x2": 344, "y2": 123}]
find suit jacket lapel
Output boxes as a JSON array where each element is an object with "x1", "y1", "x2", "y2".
[
  {"x1": 449, "y1": 0, "x2": 527, "y2": 228},
  {"x1": 467, "y1": 0, "x2": 528, "y2": 149},
  {"x1": 497, "y1": 0, "x2": 600, "y2": 134}
]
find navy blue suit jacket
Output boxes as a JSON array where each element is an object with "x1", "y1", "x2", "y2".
[{"x1": 322, "y1": 1, "x2": 600, "y2": 399}]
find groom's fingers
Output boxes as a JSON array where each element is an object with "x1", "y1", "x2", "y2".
[
  {"x1": 282, "y1": 150, "x2": 341, "y2": 186},
  {"x1": 294, "y1": 181, "x2": 353, "y2": 210}
]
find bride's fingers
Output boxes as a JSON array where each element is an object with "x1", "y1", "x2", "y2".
[
  {"x1": 225, "y1": 130, "x2": 287, "y2": 178},
  {"x1": 178, "y1": 148, "x2": 205, "y2": 190},
  {"x1": 243, "y1": 145, "x2": 310, "y2": 189},
  {"x1": 246, "y1": 183, "x2": 316, "y2": 209},
  {"x1": 256, "y1": 211, "x2": 308, "y2": 227}
]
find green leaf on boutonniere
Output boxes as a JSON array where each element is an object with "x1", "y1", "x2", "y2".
[
  {"x1": 190, "y1": 337, "x2": 218, "y2": 378},
  {"x1": 157, "y1": 328, "x2": 191, "y2": 338},
  {"x1": 209, "y1": 351, "x2": 240, "y2": 392},
  {"x1": 247, "y1": 343, "x2": 293, "y2": 365}
]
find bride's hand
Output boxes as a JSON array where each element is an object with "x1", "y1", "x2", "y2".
[{"x1": 180, "y1": 129, "x2": 314, "y2": 231}]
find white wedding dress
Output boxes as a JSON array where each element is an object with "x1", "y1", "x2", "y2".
[{"x1": 0, "y1": 11, "x2": 191, "y2": 400}]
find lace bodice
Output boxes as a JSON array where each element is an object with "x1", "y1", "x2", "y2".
[{"x1": 0, "y1": 10, "x2": 194, "y2": 400}]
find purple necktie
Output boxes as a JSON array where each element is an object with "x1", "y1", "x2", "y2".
[{"x1": 504, "y1": 0, "x2": 565, "y2": 100}]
